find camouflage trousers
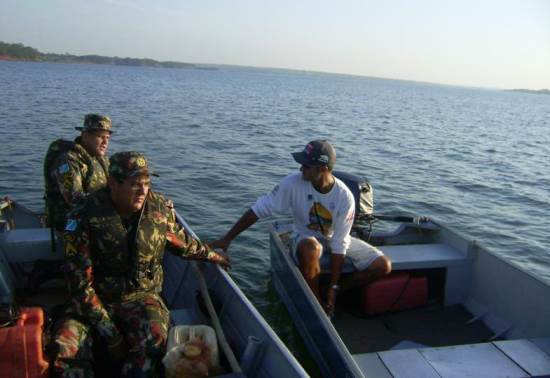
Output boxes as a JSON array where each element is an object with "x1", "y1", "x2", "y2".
[{"x1": 51, "y1": 293, "x2": 170, "y2": 378}]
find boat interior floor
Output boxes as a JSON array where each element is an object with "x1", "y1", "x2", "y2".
[
  {"x1": 14, "y1": 279, "x2": 69, "y2": 316},
  {"x1": 333, "y1": 293, "x2": 494, "y2": 354}
]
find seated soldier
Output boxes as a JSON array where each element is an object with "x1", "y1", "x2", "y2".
[
  {"x1": 44, "y1": 114, "x2": 113, "y2": 232},
  {"x1": 51, "y1": 151, "x2": 230, "y2": 377}
]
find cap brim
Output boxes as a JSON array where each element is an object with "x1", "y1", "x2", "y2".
[
  {"x1": 292, "y1": 151, "x2": 325, "y2": 166},
  {"x1": 112, "y1": 168, "x2": 159, "y2": 179},
  {"x1": 128, "y1": 170, "x2": 159, "y2": 178},
  {"x1": 75, "y1": 126, "x2": 113, "y2": 134},
  {"x1": 292, "y1": 152, "x2": 308, "y2": 165}
]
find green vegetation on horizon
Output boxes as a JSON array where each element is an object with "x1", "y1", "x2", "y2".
[
  {"x1": 507, "y1": 88, "x2": 550, "y2": 95},
  {"x1": 0, "y1": 41, "x2": 195, "y2": 69}
]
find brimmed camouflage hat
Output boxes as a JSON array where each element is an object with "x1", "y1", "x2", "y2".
[
  {"x1": 109, "y1": 151, "x2": 158, "y2": 179},
  {"x1": 75, "y1": 114, "x2": 113, "y2": 133}
]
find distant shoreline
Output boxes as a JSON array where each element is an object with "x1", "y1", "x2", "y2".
[
  {"x1": 0, "y1": 41, "x2": 209, "y2": 70},
  {"x1": 2, "y1": 41, "x2": 549, "y2": 92},
  {"x1": 505, "y1": 88, "x2": 550, "y2": 96}
]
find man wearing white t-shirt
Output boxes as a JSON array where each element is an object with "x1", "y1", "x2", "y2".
[{"x1": 211, "y1": 140, "x2": 391, "y2": 316}]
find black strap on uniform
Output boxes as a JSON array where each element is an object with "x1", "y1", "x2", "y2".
[
  {"x1": 44, "y1": 195, "x2": 56, "y2": 253},
  {"x1": 127, "y1": 197, "x2": 147, "y2": 286},
  {"x1": 50, "y1": 223, "x2": 56, "y2": 253}
]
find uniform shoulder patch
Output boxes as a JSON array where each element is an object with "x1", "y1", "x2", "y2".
[
  {"x1": 58, "y1": 163, "x2": 70, "y2": 175},
  {"x1": 65, "y1": 219, "x2": 78, "y2": 232}
]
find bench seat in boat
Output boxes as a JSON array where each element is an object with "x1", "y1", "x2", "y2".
[
  {"x1": 378, "y1": 243, "x2": 469, "y2": 270},
  {"x1": 319, "y1": 241, "x2": 471, "y2": 305},
  {"x1": 380, "y1": 243, "x2": 472, "y2": 305},
  {"x1": 320, "y1": 242, "x2": 469, "y2": 273},
  {"x1": 0, "y1": 228, "x2": 63, "y2": 263}
]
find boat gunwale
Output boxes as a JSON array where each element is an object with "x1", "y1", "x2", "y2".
[{"x1": 269, "y1": 223, "x2": 365, "y2": 377}]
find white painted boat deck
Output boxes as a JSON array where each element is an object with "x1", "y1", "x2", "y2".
[{"x1": 353, "y1": 338, "x2": 550, "y2": 377}]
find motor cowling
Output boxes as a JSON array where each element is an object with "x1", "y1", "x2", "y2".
[{"x1": 333, "y1": 171, "x2": 373, "y2": 223}]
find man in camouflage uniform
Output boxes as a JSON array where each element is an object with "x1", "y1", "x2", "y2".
[
  {"x1": 44, "y1": 114, "x2": 112, "y2": 232},
  {"x1": 51, "y1": 151, "x2": 230, "y2": 378}
]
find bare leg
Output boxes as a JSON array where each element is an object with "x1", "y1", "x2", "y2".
[
  {"x1": 340, "y1": 255, "x2": 392, "y2": 290},
  {"x1": 297, "y1": 237, "x2": 322, "y2": 301}
]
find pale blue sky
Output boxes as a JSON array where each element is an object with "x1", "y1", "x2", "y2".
[{"x1": 2, "y1": 0, "x2": 549, "y2": 89}]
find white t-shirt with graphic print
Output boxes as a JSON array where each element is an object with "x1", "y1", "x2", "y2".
[{"x1": 251, "y1": 172, "x2": 355, "y2": 255}]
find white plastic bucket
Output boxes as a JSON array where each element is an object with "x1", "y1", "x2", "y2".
[{"x1": 163, "y1": 325, "x2": 220, "y2": 377}]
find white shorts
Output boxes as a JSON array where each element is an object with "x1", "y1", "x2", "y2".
[{"x1": 290, "y1": 234, "x2": 384, "y2": 272}]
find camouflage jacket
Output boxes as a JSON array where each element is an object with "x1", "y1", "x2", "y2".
[
  {"x1": 63, "y1": 188, "x2": 215, "y2": 340},
  {"x1": 44, "y1": 137, "x2": 109, "y2": 231}
]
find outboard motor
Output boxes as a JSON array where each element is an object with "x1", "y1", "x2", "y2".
[{"x1": 333, "y1": 171, "x2": 373, "y2": 224}]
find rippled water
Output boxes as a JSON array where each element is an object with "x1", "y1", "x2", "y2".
[{"x1": 1, "y1": 61, "x2": 549, "y2": 366}]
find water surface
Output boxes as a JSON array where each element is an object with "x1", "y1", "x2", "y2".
[{"x1": 1, "y1": 61, "x2": 549, "y2": 367}]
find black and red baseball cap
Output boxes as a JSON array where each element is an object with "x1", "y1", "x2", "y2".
[{"x1": 292, "y1": 140, "x2": 336, "y2": 169}]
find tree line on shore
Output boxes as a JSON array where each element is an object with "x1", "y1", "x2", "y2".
[{"x1": 0, "y1": 41, "x2": 195, "y2": 69}]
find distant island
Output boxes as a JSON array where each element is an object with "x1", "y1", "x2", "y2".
[
  {"x1": 506, "y1": 89, "x2": 550, "y2": 95},
  {"x1": 0, "y1": 41, "x2": 201, "y2": 69}
]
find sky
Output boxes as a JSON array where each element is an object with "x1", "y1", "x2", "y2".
[{"x1": 1, "y1": 0, "x2": 549, "y2": 90}]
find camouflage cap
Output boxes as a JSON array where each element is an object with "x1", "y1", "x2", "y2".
[
  {"x1": 75, "y1": 114, "x2": 113, "y2": 133},
  {"x1": 109, "y1": 151, "x2": 159, "y2": 179}
]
